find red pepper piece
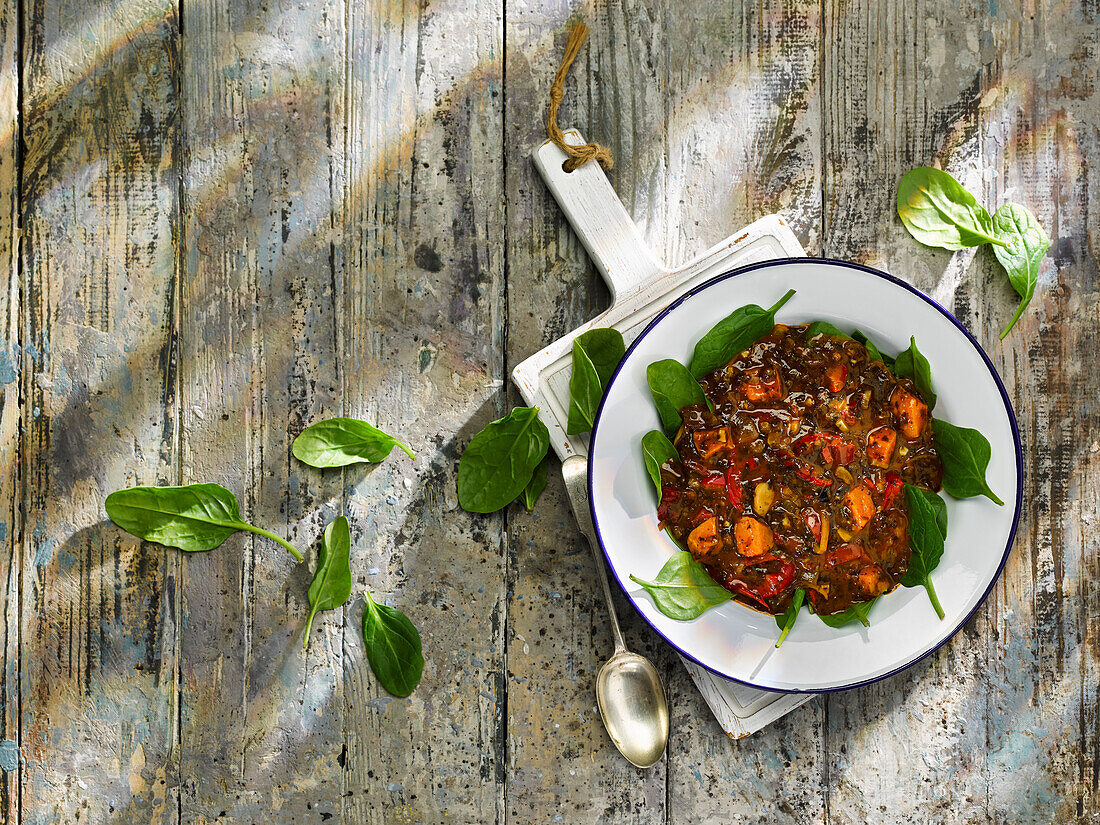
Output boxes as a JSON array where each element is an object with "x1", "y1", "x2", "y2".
[
  {"x1": 727, "y1": 475, "x2": 743, "y2": 508},
  {"x1": 762, "y1": 560, "x2": 796, "y2": 597},
  {"x1": 796, "y1": 465, "x2": 833, "y2": 487},
  {"x1": 701, "y1": 472, "x2": 727, "y2": 489},
  {"x1": 826, "y1": 543, "x2": 866, "y2": 568},
  {"x1": 803, "y1": 507, "x2": 823, "y2": 542},
  {"x1": 691, "y1": 507, "x2": 714, "y2": 526}
]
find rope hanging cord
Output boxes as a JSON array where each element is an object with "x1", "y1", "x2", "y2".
[{"x1": 546, "y1": 23, "x2": 614, "y2": 173}]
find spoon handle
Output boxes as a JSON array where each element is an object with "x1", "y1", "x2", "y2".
[{"x1": 561, "y1": 455, "x2": 627, "y2": 654}]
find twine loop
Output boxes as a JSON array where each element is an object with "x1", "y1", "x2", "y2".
[{"x1": 547, "y1": 23, "x2": 614, "y2": 173}]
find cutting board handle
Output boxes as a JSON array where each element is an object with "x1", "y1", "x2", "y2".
[{"x1": 533, "y1": 131, "x2": 665, "y2": 300}]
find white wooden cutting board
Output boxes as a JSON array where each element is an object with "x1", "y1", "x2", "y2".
[{"x1": 512, "y1": 131, "x2": 811, "y2": 738}]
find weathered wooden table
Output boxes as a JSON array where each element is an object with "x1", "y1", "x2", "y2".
[{"x1": 2, "y1": 0, "x2": 1096, "y2": 822}]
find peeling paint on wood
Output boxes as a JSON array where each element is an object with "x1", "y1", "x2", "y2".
[{"x1": 5, "y1": 0, "x2": 1100, "y2": 823}]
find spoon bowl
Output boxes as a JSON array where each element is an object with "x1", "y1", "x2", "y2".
[{"x1": 596, "y1": 650, "x2": 669, "y2": 768}]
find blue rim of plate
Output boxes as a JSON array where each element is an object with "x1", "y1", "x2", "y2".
[{"x1": 587, "y1": 257, "x2": 1024, "y2": 694}]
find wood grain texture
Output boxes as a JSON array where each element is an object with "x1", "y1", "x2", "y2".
[
  {"x1": 8, "y1": 0, "x2": 1100, "y2": 822},
  {"x1": 504, "y1": 6, "x2": 668, "y2": 822},
  {"x1": 178, "y1": 0, "x2": 346, "y2": 818},
  {"x1": 0, "y1": 0, "x2": 16, "y2": 820},
  {"x1": 338, "y1": 2, "x2": 506, "y2": 823},
  {"x1": 19, "y1": 0, "x2": 180, "y2": 822}
]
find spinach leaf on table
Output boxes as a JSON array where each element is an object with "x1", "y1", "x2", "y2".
[
  {"x1": 893, "y1": 335, "x2": 936, "y2": 410},
  {"x1": 292, "y1": 417, "x2": 415, "y2": 468},
  {"x1": 566, "y1": 328, "x2": 626, "y2": 435},
  {"x1": 815, "y1": 598, "x2": 876, "y2": 628},
  {"x1": 362, "y1": 592, "x2": 424, "y2": 697},
  {"x1": 991, "y1": 202, "x2": 1050, "y2": 339},
  {"x1": 458, "y1": 406, "x2": 550, "y2": 513},
  {"x1": 105, "y1": 483, "x2": 304, "y2": 562},
  {"x1": 774, "y1": 589, "x2": 805, "y2": 647},
  {"x1": 629, "y1": 551, "x2": 731, "y2": 620},
  {"x1": 901, "y1": 484, "x2": 948, "y2": 619},
  {"x1": 647, "y1": 359, "x2": 709, "y2": 435},
  {"x1": 852, "y1": 330, "x2": 894, "y2": 368},
  {"x1": 522, "y1": 456, "x2": 550, "y2": 512},
  {"x1": 689, "y1": 289, "x2": 796, "y2": 379},
  {"x1": 641, "y1": 430, "x2": 678, "y2": 499},
  {"x1": 931, "y1": 418, "x2": 1004, "y2": 506},
  {"x1": 896, "y1": 167, "x2": 1008, "y2": 250},
  {"x1": 303, "y1": 516, "x2": 353, "y2": 649}
]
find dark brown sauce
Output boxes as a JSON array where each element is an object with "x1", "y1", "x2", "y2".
[{"x1": 657, "y1": 324, "x2": 943, "y2": 616}]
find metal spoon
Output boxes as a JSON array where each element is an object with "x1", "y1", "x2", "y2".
[{"x1": 561, "y1": 455, "x2": 669, "y2": 768}]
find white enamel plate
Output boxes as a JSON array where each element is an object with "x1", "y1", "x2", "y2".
[{"x1": 588, "y1": 259, "x2": 1022, "y2": 692}]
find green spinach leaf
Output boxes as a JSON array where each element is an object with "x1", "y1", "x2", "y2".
[
  {"x1": 629, "y1": 551, "x2": 731, "y2": 620},
  {"x1": 897, "y1": 167, "x2": 1007, "y2": 250},
  {"x1": 105, "y1": 483, "x2": 304, "y2": 562},
  {"x1": 852, "y1": 330, "x2": 894, "y2": 368},
  {"x1": 303, "y1": 516, "x2": 353, "y2": 649},
  {"x1": 647, "y1": 359, "x2": 709, "y2": 435},
  {"x1": 689, "y1": 289, "x2": 796, "y2": 379},
  {"x1": 804, "y1": 321, "x2": 848, "y2": 340},
  {"x1": 774, "y1": 589, "x2": 805, "y2": 647},
  {"x1": 458, "y1": 406, "x2": 550, "y2": 513},
  {"x1": 522, "y1": 456, "x2": 550, "y2": 512},
  {"x1": 362, "y1": 592, "x2": 424, "y2": 697},
  {"x1": 292, "y1": 417, "x2": 414, "y2": 468},
  {"x1": 991, "y1": 202, "x2": 1050, "y2": 339},
  {"x1": 641, "y1": 430, "x2": 678, "y2": 499},
  {"x1": 893, "y1": 335, "x2": 937, "y2": 410},
  {"x1": 900, "y1": 484, "x2": 948, "y2": 619},
  {"x1": 815, "y1": 598, "x2": 876, "y2": 628},
  {"x1": 566, "y1": 328, "x2": 626, "y2": 434},
  {"x1": 931, "y1": 418, "x2": 1004, "y2": 505}
]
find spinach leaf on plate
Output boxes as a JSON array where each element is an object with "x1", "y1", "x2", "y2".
[
  {"x1": 852, "y1": 330, "x2": 894, "y2": 368},
  {"x1": 804, "y1": 321, "x2": 848, "y2": 340},
  {"x1": 458, "y1": 406, "x2": 550, "y2": 513},
  {"x1": 901, "y1": 484, "x2": 948, "y2": 619},
  {"x1": 362, "y1": 592, "x2": 424, "y2": 697},
  {"x1": 689, "y1": 289, "x2": 796, "y2": 379},
  {"x1": 566, "y1": 328, "x2": 626, "y2": 435},
  {"x1": 991, "y1": 202, "x2": 1050, "y2": 339},
  {"x1": 641, "y1": 430, "x2": 678, "y2": 499},
  {"x1": 892, "y1": 335, "x2": 936, "y2": 410},
  {"x1": 292, "y1": 417, "x2": 415, "y2": 468},
  {"x1": 522, "y1": 456, "x2": 550, "y2": 512},
  {"x1": 647, "y1": 359, "x2": 709, "y2": 435},
  {"x1": 774, "y1": 589, "x2": 805, "y2": 647},
  {"x1": 815, "y1": 598, "x2": 876, "y2": 628},
  {"x1": 303, "y1": 516, "x2": 353, "y2": 649},
  {"x1": 897, "y1": 167, "x2": 1007, "y2": 251},
  {"x1": 629, "y1": 551, "x2": 731, "y2": 620},
  {"x1": 105, "y1": 483, "x2": 304, "y2": 562},
  {"x1": 931, "y1": 418, "x2": 1004, "y2": 506}
]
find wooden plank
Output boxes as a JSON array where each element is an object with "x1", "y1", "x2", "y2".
[
  {"x1": 337, "y1": 2, "x2": 506, "y2": 823},
  {"x1": 177, "y1": 0, "x2": 347, "y2": 819},
  {"x1": 503, "y1": 8, "x2": 667, "y2": 822},
  {"x1": 975, "y1": 5, "x2": 1100, "y2": 820},
  {"x1": 18, "y1": 0, "x2": 181, "y2": 821},
  {"x1": 822, "y1": 1, "x2": 1099, "y2": 821},
  {"x1": 0, "y1": 0, "x2": 17, "y2": 818}
]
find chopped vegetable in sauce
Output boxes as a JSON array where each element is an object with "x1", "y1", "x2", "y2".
[{"x1": 655, "y1": 323, "x2": 943, "y2": 616}]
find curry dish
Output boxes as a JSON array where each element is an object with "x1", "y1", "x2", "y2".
[{"x1": 656, "y1": 324, "x2": 943, "y2": 616}]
